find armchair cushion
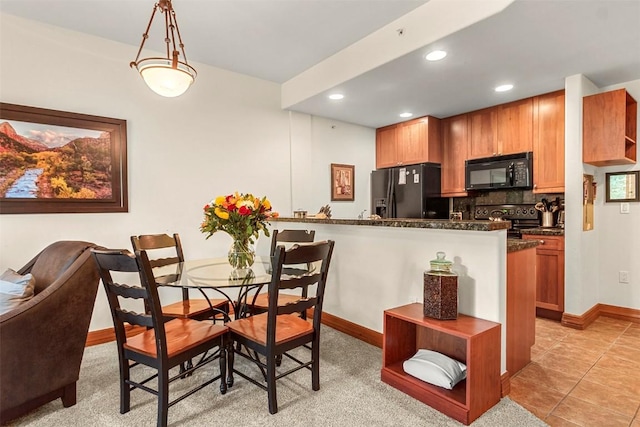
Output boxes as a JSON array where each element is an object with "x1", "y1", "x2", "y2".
[{"x1": 0, "y1": 269, "x2": 35, "y2": 315}]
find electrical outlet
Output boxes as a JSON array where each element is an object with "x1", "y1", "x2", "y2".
[
  {"x1": 621, "y1": 203, "x2": 630, "y2": 214},
  {"x1": 619, "y1": 271, "x2": 630, "y2": 283}
]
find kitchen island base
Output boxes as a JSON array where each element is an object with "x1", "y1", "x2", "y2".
[{"x1": 381, "y1": 303, "x2": 501, "y2": 425}]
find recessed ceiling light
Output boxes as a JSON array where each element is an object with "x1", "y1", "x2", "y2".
[
  {"x1": 399, "y1": 112, "x2": 413, "y2": 118},
  {"x1": 495, "y1": 84, "x2": 514, "y2": 92},
  {"x1": 328, "y1": 93, "x2": 344, "y2": 100},
  {"x1": 425, "y1": 50, "x2": 447, "y2": 61}
]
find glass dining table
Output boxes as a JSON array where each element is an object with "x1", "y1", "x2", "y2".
[{"x1": 154, "y1": 256, "x2": 309, "y2": 319}]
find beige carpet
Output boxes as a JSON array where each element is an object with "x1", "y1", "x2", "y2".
[{"x1": 11, "y1": 326, "x2": 547, "y2": 426}]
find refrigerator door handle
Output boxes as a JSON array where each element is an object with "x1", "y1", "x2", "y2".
[{"x1": 387, "y1": 169, "x2": 396, "y2": 218}]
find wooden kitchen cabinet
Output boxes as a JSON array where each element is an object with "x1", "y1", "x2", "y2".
[
  {"x1": 533, "y1": 90, "x2": 565, "y2": 193},
  {"x1": 381, "y1": 303, "x2": 501, "y2": 425},
  {"x1": 468, "y1": 107, "x2": 498, "y2": 159},
  {"x1": 497, "y1": 98, "x2": 533, "y2": 155},
  {"x1": 375, "y1": 116, "x2": 442, "y2": 169},
  {"x1": 441, "y1": 114, "x2": 468, "y2": 196},
  {"x1": 523, "y1": 235, "x2": 564, "y2": 319},
  {"x1": 506, "y1": 247, "x2": 536, "y2": 375},
  {"x1": 583, "y1": 88, "x2": 637, "y2": 166},
  {"x1": 468, "y1": 98, "x2": 533, "y2": 159},
  {"x1": 376, "y1": 124, "x2": 399, "y2": 169}
]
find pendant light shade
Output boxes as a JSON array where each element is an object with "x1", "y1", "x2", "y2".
[{"x1": 130, "y1": 0, "x2": 197, "y2": 97}]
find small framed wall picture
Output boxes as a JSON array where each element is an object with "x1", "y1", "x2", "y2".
[
  {"x1": 331, "y1": 163, "x2": 354, "y2": 201},
  {"x1": 605, "y1": 171, "x2": 639, "y2": 202}
]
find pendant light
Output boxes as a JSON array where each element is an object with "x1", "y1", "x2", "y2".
[{"x1": 130, "y1": 0, "x2": 197, "y2": 97}]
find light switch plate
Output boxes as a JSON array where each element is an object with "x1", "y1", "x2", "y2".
[{"x1": 621, "y1": 203, "x2": 630, "y2": 214}]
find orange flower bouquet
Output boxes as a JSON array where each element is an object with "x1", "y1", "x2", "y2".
[{"x1": 200, "y1": 192, "x2": 278, "y2": 269}]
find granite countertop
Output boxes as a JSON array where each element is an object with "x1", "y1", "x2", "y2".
[
  {"x1": 507, "y1": 238, "x2": 541, "y2": 253},
  {"x1": 272, "y1": 217, "x2": 510, "y2": 232},
  {"x1": 521, "y1": 227, "x2": 565, "y2": 236}
]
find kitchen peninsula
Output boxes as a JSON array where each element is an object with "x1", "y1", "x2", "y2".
[{"x1": 267, "y1": 216, "x2": 535, "y2": 376}]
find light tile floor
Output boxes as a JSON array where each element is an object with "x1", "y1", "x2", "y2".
[{"x1": 510, "y1": 317, "x2": 640, "y2": 426}]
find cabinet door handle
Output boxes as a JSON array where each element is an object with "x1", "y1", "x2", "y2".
[{"x1": 540, "y1": 240, "x2": 545, "y2": 245}]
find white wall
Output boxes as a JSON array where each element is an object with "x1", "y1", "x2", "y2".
[
  {"x1": 0, "y1": 14, "x2": 376, "y2": 330},
  {"x1": 564, "y1": 76, "x2": 640, "y2": 315},
  {"x1": 594, "y1": 80, "x2": 640, "y2": 309},
  {"x1": 564, "y1": 74, "x2": 600, "y2": 315},
  {"x1": 272, "y1": 222, "x2": 509, "y2": 372}
]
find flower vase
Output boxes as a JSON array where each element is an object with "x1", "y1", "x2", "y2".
[{"x1": 228, "y1": 239, "x2": 255, "y2": 271}]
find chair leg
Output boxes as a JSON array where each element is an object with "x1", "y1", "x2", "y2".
[
  {"x1": 219, "y1": 342, "x2": 227, "y2": 395},
  {"x1": 312, "y1": 342, "x2": 320, "y2": 391},
  {"x1": 227, "y1": 341, "x2": 235, "y2": 388},
  {"x1": 267, "y1": 354, "x2": 278, "y2": 414},
  {"x1": 158, "y1": 369, "x2": 169, "y2": 427},
  {"x1": 120, "y1": 359, "x2": 131, "y2": 414}
]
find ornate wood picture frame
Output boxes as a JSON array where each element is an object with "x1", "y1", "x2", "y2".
[
  {"x1": 0, "y1": 103, "x2": 128, "y2": 214},
  {"x1": 331, "y1": 163, "x2": 354, "y2": 201}
]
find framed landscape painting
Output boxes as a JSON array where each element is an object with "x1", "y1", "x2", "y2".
[{"x1": 0, "y1": 103, "x2": 128, "y2": 214}]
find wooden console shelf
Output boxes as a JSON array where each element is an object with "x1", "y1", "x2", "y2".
[{"x1": 381, "y1": 303, "x2": 501, "y2": 425}]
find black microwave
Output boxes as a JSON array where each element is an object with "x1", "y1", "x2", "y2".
[{"x1": 465, "y1": 152, "x2": 533, "y2": 191}]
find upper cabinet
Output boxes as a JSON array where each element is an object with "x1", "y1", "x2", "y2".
[
  {"x1": 467, "y1": 99, "x2": 533, "y2": 159},
  {"x1": 441, "y1": 114, "x2": 468, "y2": 197},
  {"x1": 583, "y1": 88, "x2": 637, "y2": 166},
  {"x1": 468, "y1": 107, "x2": 498, "y2": 159},
  {"x1": 497, "y1": 98, "x2": 534, "y2": 155},
  {"x1": 533, "y1": 90, "x2": 565, "y2": 193},
  {"x1": 375, "y1": 116, "x2": 442, "y2": 169},
  {"x1": 376, "y1": 124, "x2": 399, "y2": 169}
]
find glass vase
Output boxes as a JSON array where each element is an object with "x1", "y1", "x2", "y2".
[{"x1": 228, "y1": 239, "x2": 255, "y2": 271}]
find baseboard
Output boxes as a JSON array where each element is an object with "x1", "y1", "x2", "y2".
[
  {"x1": 561, "y1": 303, "x2": 640, "y2": 329},
  {"x1": 501, "y1": 372, "x2": 511, "y2": 398},
  {"x1": 598, "y1": 304, "x2": 640, "y2": 323},
  {"x1": 85, "y1": 325, "x2": 146, "y2": 347},
  {"x1": 319, "y1": 311, "x2": 383, "y2": 348}
]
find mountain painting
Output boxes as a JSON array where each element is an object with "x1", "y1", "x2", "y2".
[{"x1": 0, "y1": 120, "x2": 112, "y2": 200}]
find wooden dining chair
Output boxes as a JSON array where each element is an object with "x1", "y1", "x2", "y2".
[
  {"x1": 227, "y1": 240, "x2": 335, "y2": 414},
  {"x1": 248, "y1": 229, "x2": 316, "y2": 315},
  {"x1": 131, "y1": 233, "x2": 229, "y2": 320},
  {"x1": 91, "y1": 248, "x2": 230, "y2": 427}
]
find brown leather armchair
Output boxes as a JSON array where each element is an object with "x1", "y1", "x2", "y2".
[{"x1": 0, "y1": 241, "x2": 101, "y2": 424}]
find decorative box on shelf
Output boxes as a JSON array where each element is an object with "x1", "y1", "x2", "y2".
[{"x1": 423, "y1": 252, "x2": 458, "y2": 320}]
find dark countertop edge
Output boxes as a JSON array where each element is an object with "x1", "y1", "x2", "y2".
[
  {"x1": 272, "y1": 217, "x2": 510, "y2": 232},
  {"x1": 507, "y1": 238, "x2": 541, "y2": 253},
  {"x1": 520, "y1": 227, "x2": 565, "y2": 236}
]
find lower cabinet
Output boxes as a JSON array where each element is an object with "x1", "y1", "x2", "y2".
[
  {"x1": 507, "y1": 248, "x2": 536, "y2": 375},
  {"x1": 522, "y1": 235, "x2": 565, "y2": 319},
  {"x1": 381, "y1": 303, "x2": 501, "y2": 425}
]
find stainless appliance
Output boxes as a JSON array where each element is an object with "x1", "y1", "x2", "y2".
[
  {"x1": 465, "y1": 152, "x2": 533, "y2": 191},
  {"x1": 474, "y1": 203, "x2": 540, "y2": 239},
  {"x1": 371, "y1": 163, "x2": 449, "y2": 219}
]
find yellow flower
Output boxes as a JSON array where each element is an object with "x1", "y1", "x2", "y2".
[
  {"x1": 215, "y1": 196, "x2": 226, "y2": 206},
  {"x1": 215, "y1": 207, "x2": 229, "y2": 220},
  {"x1": 263, "y1": 199, "x2": 271, "y2": 210}
]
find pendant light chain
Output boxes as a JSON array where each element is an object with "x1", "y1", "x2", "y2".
[{"x1": 130, "y1": 0, "x2": 197, "y2": 98}]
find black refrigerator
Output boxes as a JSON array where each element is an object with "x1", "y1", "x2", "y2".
[{"x1": 370, "y1": 163, "x2": 449, "y2": 219}]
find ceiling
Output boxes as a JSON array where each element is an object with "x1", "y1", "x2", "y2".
[{"x1": 1, "y1": 0, "x2": 639, "y2": 129}]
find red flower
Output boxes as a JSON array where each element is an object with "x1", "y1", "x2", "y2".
[
  {"x1": 227, "y1": 204, "x2": 237, "y2": 211},
  {"x1": 238, "y1": 205, "x2": 251, "y2": 216},
  {"x1": 204, "y1": 204, "x2": 210, "y2": 211}
]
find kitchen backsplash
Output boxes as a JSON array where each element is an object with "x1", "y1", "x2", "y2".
[{"x1": 452, "y1": 190, "x2": 564, "y2": 220}]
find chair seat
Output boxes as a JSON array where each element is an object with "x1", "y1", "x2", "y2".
[
  {"x1": 124, "y1": 318, "x2": 228, "y2": 358},
  {"x1": 250, "y1": 293, "x2": 302, "y2": 310},
  {"x1": 162, "y1": 298, "x2": 229, "y2": 319},
  {"x1": 227, "y1": 313, "x2": 313, "y2": 346}
]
